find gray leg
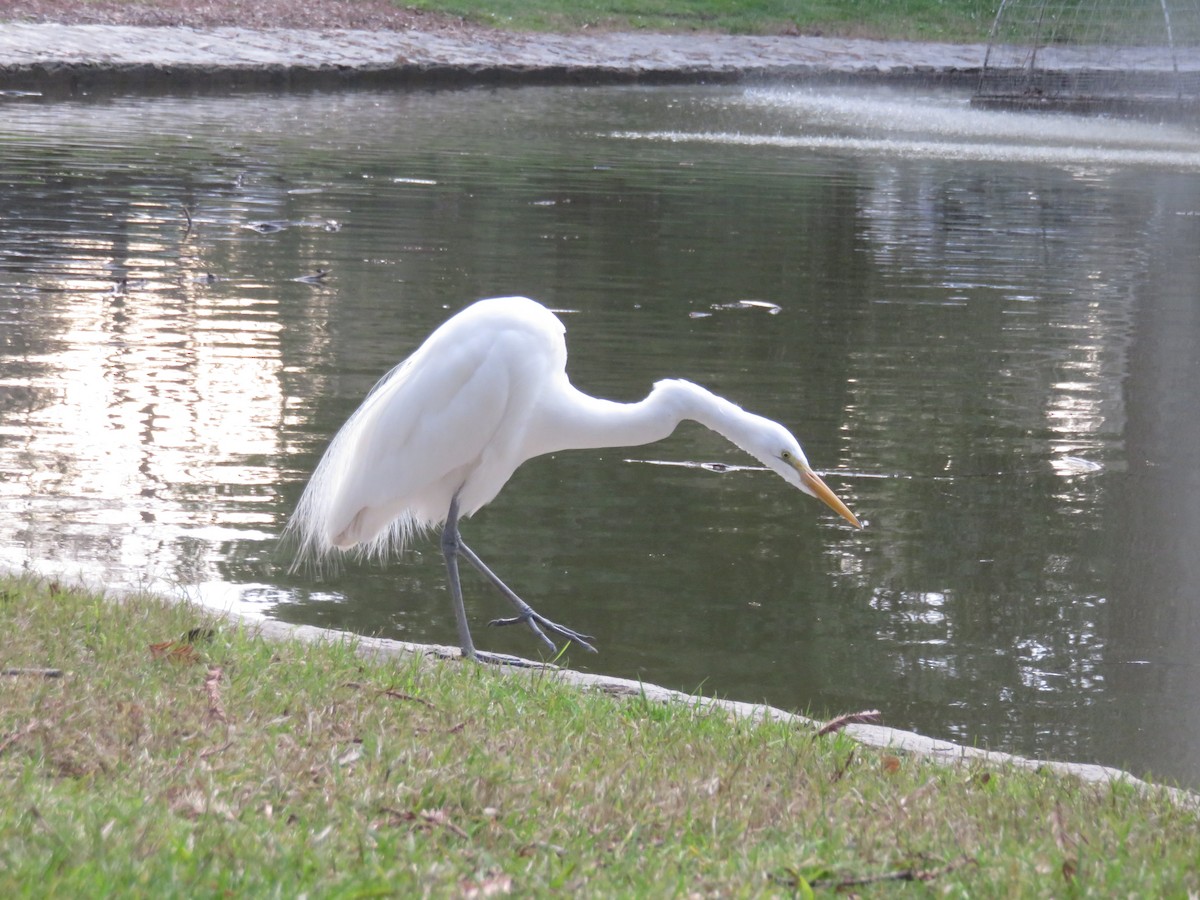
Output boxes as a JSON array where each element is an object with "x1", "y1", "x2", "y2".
[
  {"x1": 457, "y1": 541, "x2": 598, "y2": 654},
  {"x1": 440, "y1": 497, "x2": 477, "y2": 659}
]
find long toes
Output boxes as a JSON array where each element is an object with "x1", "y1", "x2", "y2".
[
  {"x1": 487, "y1": 613, "x2": 598, "y2": 653},
  {"x1": 525, "y1": 615, "x2": 595, "y2": 647},
  {"x1": 487, "y1": 614, "x2": 528, "y2": 629},
  {"x1": 545, "y1": 623, "x2": 596, "y2": 645},
  {"x1": 542, "y1": 623, "x2": 598, "y2": 653},
  {"x1": 487, "y1": 614, "x2": 559, "y2": 653}
]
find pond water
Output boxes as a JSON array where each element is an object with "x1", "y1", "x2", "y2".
[{"x1": 3, "y1": 83, "x2": 1200, "y2": 786}]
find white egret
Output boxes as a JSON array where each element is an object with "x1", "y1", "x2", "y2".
[{"x1": 288, "y1": 296, "x2": 860, "y2": 661}]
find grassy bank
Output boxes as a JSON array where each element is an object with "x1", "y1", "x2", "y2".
[
  {"x1": 407, "y1": 0, "x2": 996, "y2": 40},
  {"x1": 2, "y1": 575, "x2": 1197, "y2": 896}
]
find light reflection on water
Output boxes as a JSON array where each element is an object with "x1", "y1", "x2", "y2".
[{"x1": 2, "y1": 85, "x2": 1200, "y2": 786}]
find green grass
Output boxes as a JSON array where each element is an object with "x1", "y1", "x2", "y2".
[
  {"x1": 405, "y1": 0, "x2": 997, "y2": 40},
  {"x1": 2, "y1": 574, "x2": 1197, "y2": 896}
]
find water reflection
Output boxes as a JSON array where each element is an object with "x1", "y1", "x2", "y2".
[{"x1": 2, "y1": 85, "x2": 1200, "y2": 785}]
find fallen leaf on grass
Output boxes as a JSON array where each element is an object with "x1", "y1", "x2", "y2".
[
  {"x1": 149, "y1": 640, "x2": 201, "y2": 664},
  {"x1": 816, "y1": 709, "x2": 883, "y2": 737}
]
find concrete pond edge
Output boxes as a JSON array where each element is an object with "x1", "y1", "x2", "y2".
[
  {"x1": 0, "y1": 24, "x2": 996, "y2": 95},
  {"x1": 240, "y1": 603, "x2": 1200, "y2": 812}
]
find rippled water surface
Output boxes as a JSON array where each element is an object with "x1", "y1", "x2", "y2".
[{"x1": 3, "y1": 84, "x2": 1200, "y2": 785}]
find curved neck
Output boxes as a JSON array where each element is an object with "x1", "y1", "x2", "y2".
[{"x1": 530, "y1": 378, "x2": 758, "y2": 457}]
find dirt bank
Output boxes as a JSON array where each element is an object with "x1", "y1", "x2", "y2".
[{"x1": 0, "y1": 0, "x2": 477, "y2": 32}]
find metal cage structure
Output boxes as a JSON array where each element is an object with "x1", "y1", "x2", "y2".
[{"x1": 974, "y1": 0, "x2": 1200, "y2": 116}]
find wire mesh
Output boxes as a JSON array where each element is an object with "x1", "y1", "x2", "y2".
[{"x1": 975, "y1": 0, "x2": 1200, "y2": 115}]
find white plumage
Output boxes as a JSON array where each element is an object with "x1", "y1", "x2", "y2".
[{"x1": 288, "y1": 296, "x2": 859, "y2": 660}]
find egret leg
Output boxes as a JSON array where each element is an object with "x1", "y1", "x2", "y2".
[
  {"x1": 456, "y1": 542, "x2": 598, "y2": 654},
  {"x1": 442, "y1": 496, "x2": 597, "y2": 656},
  {"x1": 440, "y1": 497, "x2": 477, "y2": 660}
]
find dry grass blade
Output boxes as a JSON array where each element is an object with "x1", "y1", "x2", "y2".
[
  {"x1": 1050, "y1": 801, "x2": 1080, "y2": 853},
  {"x1": 380, "y1": 688, "x2": 436, "y2": 709},
  {"x1": 378, "y1": 807, "x2": 469, "y2": 839},
  {"x1": 421, "y1": 808, "x2": 469, "y2": 839},
  {"x1": 1050, "y1": 801, "x2": 1083, "y2": 881},
  {"x1": 831, "y1": 747, "x2": 856, "y2": 782},
  {"x1": 204, "y1": 665, "x2": 228, "y2": 722},
  {"x1": 816, "y1": 709, "x2": 883, "y2": 737}
]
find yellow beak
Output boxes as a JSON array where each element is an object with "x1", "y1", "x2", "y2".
[{"x1": 796, "y1": 462, "x2": 862, "y2": 529}]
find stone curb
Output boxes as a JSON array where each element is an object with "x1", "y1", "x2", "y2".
[{"x1": 0, "y1": 24, "x2": 993, "y2": 93}]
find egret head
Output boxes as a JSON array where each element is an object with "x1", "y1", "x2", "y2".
[{"x1": 751, "y1": 420, "x2": 862, "y2": 529}]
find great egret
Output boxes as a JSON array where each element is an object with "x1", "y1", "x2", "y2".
[{"x1": 288, "y1": 296, "x2": 860, "y2": 661}]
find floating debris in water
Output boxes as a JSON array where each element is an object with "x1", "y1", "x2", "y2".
[
  {"x1": 392, "y1": 177, "x2": 438, "y2": 185},
  {"x1": 245, "y1": 218, "x2": 340, "y2": 234},
  {"x1": 624, "y1": 458, "x2": 765, "y2": 474},
  {"x1": 1052, "y1": 456, "x2": 1103, "y2": 476},
  {"x1": 691, "y1": 299, "x2": 783, "y2": 318},
  {"x1": 245, "y1": 220, "x2": 288, "y2": 234},
  {"x1": 716, "y1": 299, "x2": 783, "y2": 314},
  {"x1": 108, "y1": 277, "x2": 148, "y2": 295}
]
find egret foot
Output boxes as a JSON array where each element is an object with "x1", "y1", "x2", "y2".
[
  {"x1": 488, "y1": 610, "x2": 598, "y2": 654},
  {"x1": 453, "y1": 538, "x2": 598, "y2": 654}
]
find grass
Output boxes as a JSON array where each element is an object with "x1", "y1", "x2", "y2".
[
  {"x1": 404, "y1": 0, "x2": 997, "y2": 40},
  {"x1": 2, "y1": 574, "x2": 1198, "y2": 896}
]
